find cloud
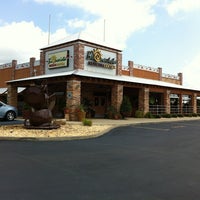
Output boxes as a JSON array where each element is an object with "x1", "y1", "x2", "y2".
[
  {"x1": 182, "y1": 53, "x2": 200, "y2": 88},
  {"x1": 34, "y1": 0, "x2": 158, "y2": 49},
  {"x1": 0, "y1": 21, "x2": 68, "y2": 64},
  {"x1": 165, "y1": 0, "x2": 200, "y2": 16}
]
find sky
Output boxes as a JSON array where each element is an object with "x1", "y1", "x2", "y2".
[{"x1": 0, "y1": 0, "x2": 200, "y2": 88}]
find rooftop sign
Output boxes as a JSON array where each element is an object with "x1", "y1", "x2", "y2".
[
  {"x1": 48, "y1": 50, "x2": 69, "y2": 69},
  {"x1": 86, "y1": 48, "x2": 116, "y2": 69}
]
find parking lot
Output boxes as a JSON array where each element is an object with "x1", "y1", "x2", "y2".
[{"x1": 1, "y1": 120, "x2": 200, "y2": 200}]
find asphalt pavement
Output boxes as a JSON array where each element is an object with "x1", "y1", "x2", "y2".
[{"x1": 1, "y1": 119, "x2": 200, "y2": 199}]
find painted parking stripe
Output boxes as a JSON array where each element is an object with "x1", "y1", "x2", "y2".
[{"x1": 133, "y1": 126, "x2": 170, "y2": 131}]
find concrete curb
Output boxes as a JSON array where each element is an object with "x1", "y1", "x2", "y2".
[
  {"x1": 0, "y1": 126, "x2": 114, "y2": 142},
  {"x1": 0, "y1": 117, "x2": 200, "y2": 141}
]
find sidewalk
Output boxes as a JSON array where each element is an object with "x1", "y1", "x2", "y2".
[{"x1": 67, "y1": 116, "x2": 200, "y2": 126}]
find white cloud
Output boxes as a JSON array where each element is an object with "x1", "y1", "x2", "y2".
[
  {"x1": 34, "y1": 0, "x2": 158, "y2": 49},
  {"x1": 0, "y1": 21, "x2": 68, "y2": 64},
  {"x1": 182, "y1": 53, "x2": 200, "y2": 89},
  {"x1": 67, "y1": 18, "x2": 88, "y2": 29},
  {"x1": 165, "y1": 0, "x2": 200, "y2": 16}
]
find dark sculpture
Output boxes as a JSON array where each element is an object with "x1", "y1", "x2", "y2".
[{"x1": 23, "y1": 81, "x2": 60, "y2": 129}]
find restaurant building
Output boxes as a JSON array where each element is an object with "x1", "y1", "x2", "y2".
[{"x1": 1, "y1": 32, "x2": 200, "y2": 120}]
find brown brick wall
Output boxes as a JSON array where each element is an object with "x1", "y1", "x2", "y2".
[
  {"x1": 74, "y1": 43, "x2": 84, "y2": 70},
  {"x1": 0, "y1": 68, "x2": 12, "y2": 87},
  {"x1": 161, "y1": 77, "x2": 182, "y2": 85},
  {"x1": 15, "y1": 68, "x2": 30, "y2": 80},
  {"x1": 133, "y1": 68, "x2": 160, "y2": 80},
  {"x1": 0, "y1": 58, "x2": 42, "y2": 88}
]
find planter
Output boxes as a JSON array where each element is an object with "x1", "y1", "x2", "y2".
[
  {"x1": 77, "y1": 111, "x2": 86, "y2": 121},
  {"x1": 65, "y1": 113, "x2": 69, "y2": 121}
]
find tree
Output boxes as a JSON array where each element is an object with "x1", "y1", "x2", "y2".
[{"x1": 120, "y1": 96, "x2": 132, "y2": 118}]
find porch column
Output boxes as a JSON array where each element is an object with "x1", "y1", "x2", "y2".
[
  {"x1": 139, "y1": 87, "x2": 149, "y2": 114},
  {"x1": 111, "y1": 84, "x2": 123, "y2": 112},
  {"x1": 7, "y1": 84, "x2": 18, "y2": 107},
  {"x1": 192, "y1": 93, "x2": 197, "y2": 114},
  {"x1": 179, "y1": 94, "x2": 183, "y2": 114},
  {"x1": 66, "y1": 79, "x2": 81, "y2": 121},
  {"x1": 164, "y1": 90, "x2": 170, "y2": 114}
]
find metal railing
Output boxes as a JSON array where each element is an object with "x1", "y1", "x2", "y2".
[
  {"x1": 149, "y1": 105, "x2": 194, "y2": 115},
  {"x1": 149, "y1": 105, "x2": 166, "y2": 115}
]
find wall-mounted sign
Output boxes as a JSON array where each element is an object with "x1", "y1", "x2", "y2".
[
  {"x1": 48, "y1": 50, "x2": 69, "y2": 69},
  {"x1": 86, "y1": 48, "x2": 116, "y2": 69}
]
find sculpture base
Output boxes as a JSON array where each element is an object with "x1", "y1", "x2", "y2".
[{"x1": 24, "y1": 119, "x2": 60, "y2": 130}]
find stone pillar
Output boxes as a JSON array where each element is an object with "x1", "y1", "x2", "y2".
[
  {"x1": 158, "y1": 67, "x2": 162, "y2": 81},
  {"x1": 40, "y1": 51, "x2": 45, "y2": 75},
  {"x1": 11, "y1": 60, "x2": 17, "y2": 80},
  {"x1": 111, "y1": 84, "x2": 123, "y2": 112},
  {"x1": 7, "y1": 84, "x2": 18, "y2": 107},
  {"x1": 179, "y1": 94, "x2": 183, "y2": 114},
  {"x1": 66, "y1": 79, "x2": 81, "y2": 121},
  {"x1": 178, "y1": 73, "x2": 183, "y2": 85},
  {"x1": 192, "y1": 93, "x2": 197, "y2": 114},
  {"x1": 74, "y1": 42, "x2": 84, "y2": 70},
  {"x1": 138, "y1": 87, "x2": 149, "y2": 114},
  {"x1": 29, "y1": 57, "x2": 36, "y2": 76},
  {"x1": 128, "y1": 61, "x2": 134, "y2": 76},
  {"x1": 116, "y1": 52, "x2": 122, "y2": 75},
  {"x1": 164, "y1": 90, "x2": 170, "y2": 114}
]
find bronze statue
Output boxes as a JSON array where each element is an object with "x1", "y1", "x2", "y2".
[{"x1": 23, "y1": 81, "x2": 60, "y2": 129}]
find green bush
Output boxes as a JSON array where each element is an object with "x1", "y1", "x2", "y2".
[
  {"x1": 171, "y1": 114, "x2": 178, "y2": 118},
  {"x1": 120, "y1": 96, "x2": 132, "y2": 118},
  {"x1": 135, "y1": 110, "x2": 144, "y2": 118},
  {"x1": 192, "y1": 113, "x2": 198, "y2": 117},
  {"x1": 162, "y1": 113, "x2": 171, "y2": 118},
  {"x1": 177, "y1": 113, "x2": 184, "y2": 117},
  {"x1": 82, "y1": 118, "x2": 92, "y2": 126},
  {"x1": 153, "y1": 114, "x2": 161, "y2": 118},
  {"x1": 144, "y1": 112, "x2": 154, "y2": 118},
  {"x1": 184, "y1": 113, "x2": 193, "y2": 117}
]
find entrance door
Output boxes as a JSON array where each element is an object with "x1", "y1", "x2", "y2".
[{"x1": 94, "y1": 96, "x2": 106, "y2": 118}]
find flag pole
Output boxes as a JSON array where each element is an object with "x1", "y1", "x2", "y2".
[
  {"x1": 103, "y1": 19, "x2": 106, "y2": 42},
  {"x1": 48, "y1": 14, "x2": 51, "y2": 45}
]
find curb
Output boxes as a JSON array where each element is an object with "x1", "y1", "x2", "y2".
[
  {"x1": 0, "y1": 117, "x2": 200, "y2": 141},
  {"x1": 0, "y1": 126, "x2": 114, "y2": 142}
]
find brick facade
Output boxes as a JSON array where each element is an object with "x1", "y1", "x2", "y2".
[
  {"x1": 111, "y1": 84, "x2": 123, "y2": 112},
  {"x1": 164, "y1": 90, "x2": 171, "y2": 114},
  {"x1": 74, "y1": 43, "x2": 84, "y2": 70},
  {"x1": 7, "y1": 85, "x2": 17, "y2": 107},
  {"x1": 138, "y1": 88, "x2": 149, "y2": 114},
  {"x1": 66, "y1": 79, "x2": 81, "y2": 121},
  {"x1": 122, "y1": 61, "x2": 183, "y2": 85},
  {"x1": 2, "y1": 37, "x2": 200, "y2": 121}
]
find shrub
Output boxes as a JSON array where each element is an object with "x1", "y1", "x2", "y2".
[
  {"x1": 184, "y1": 113, "x2": 193, "y2": 117},
  {"x1": 192, "y1": 113, "x2": 198, "y2": 117},
  {"x1": 144, "y1": 112, "x2": 154, "y2": 118},
  {"x1": 135, "y1": 110, "x2": 144, "y2": 118},
  {"x1": 120, "y1": 96, "x2": 132, "y2": 118},
  {"x1": 162, "y1": 113, "x2": 171, "y2": 118},
  {"x1": 153, "y1": 114, "x2": 161, "y2": 118},
  {"x1": 105, "y1": 105, "x2": 117, "y2": 119},
  {"x1": 171, "y1": 114, "x2": 178, "y2": 118},
  {"x1": 82, "y1": 118, "x2": 92, "y2": 126},
  {"x1": 177, "y1": 113, "x2": 184, "y2": 117}
]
